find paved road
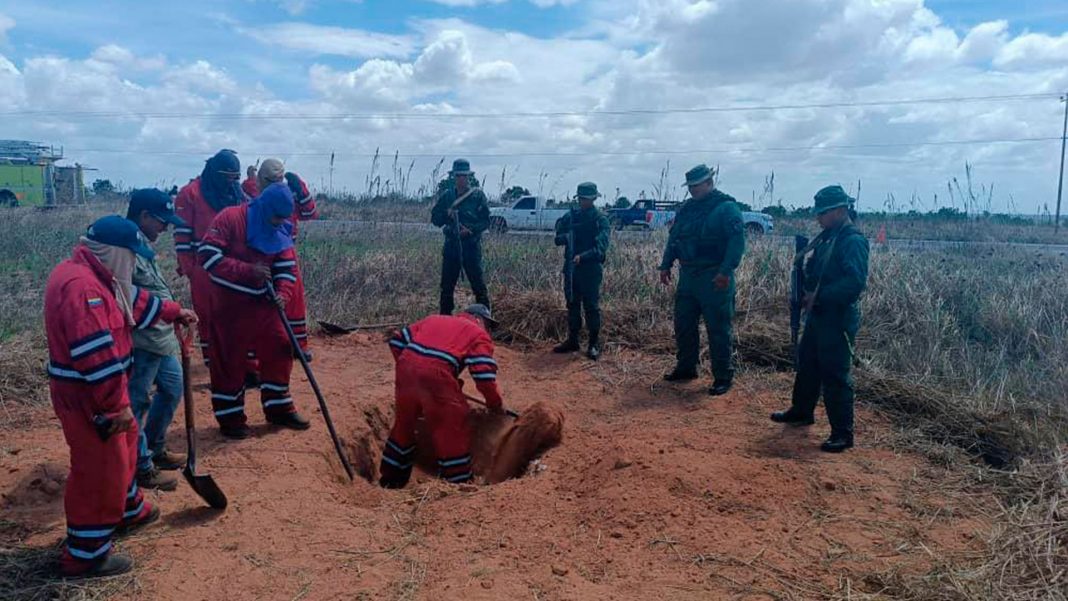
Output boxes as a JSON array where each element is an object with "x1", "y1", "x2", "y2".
[{"x1": 306, "y1": 219, "x2": 1068, "y2": 255}]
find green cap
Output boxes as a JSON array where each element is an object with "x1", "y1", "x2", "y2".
[
  {"x1": 683, "y1": 164, "x2": 713, "y2": 187},
  {"x1": 575, "y1": 181, "x2": 601, "y2": 200},
  {"x1": 813, "y1": 185, "x2": 855, "y2": 214},
  {"x1": 450, "y1": 158, "x2": 473, "y2": 176}
]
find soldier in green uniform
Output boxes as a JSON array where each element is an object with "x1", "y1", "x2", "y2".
[
  {"x1": 431, "y1": 159, "x2": 492, "y2": 315},
  {"x1": 771, "y1": 185, "x2": 870, "y2": 453},
  {"x1": 552, "y1": 182, "x2": 611, "y2": 360},
  {"x1": 659, "y1": 164, "x2": 746, "y2": 396}
]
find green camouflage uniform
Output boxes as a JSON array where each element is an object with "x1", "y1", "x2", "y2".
[
  {"x1": 431, "y1": 180, "x2": 491, "y2": 315},
  {"x1": 790, "y1": 220, "x2": 869, "y2": 437},
  {"x1": 554, "y1": 206, "x2": 611, "y2": 344},
  {"x1": 660, "y1": 188, "x2": 746, "y2": 382}
]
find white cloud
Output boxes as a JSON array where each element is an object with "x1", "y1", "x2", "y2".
[
  {"x1": 995, "y1": 31, "x2": 1068, "y2": 69},
  {"x1": 426, "y1": 0, "x2": 507, "y2": 6},
  {"x1": 162, "y1": 60, "x2": 238, "y2": 95},
  {"x1": 89, "y1": 45, "x2": 167, "y2": 72},
  {"x1": 529, "y1": 0, "x2": 580, "y2": 6},
  {"x1": 413, "y1": 30, "x2": 473, "y2": 85},
  {"x1": 243, "y1": 22, "x2": 416, "y2": 59},
  {"x1": 0, "y1": 13, "x2": 13, "y2": 43},
  {"x1": 471, "y1": 59, "x2": 520, "y2": 83},
  {"x1": 0, "y1": 2, "x2": 1065, "y2": 211}
]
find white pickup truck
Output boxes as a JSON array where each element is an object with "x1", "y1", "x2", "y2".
[
  {"x1": 488, "y1": 196, "x2": 569, "y2": 232},
  {"x1": 489, "y1": 195, "x2": 774, "y2": 234}
]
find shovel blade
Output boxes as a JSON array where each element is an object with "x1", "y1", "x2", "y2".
[
  {"x1": 183, "y1": 467, "x2": 228, "y2": 509},
  {"x1": 317, "y1": 320, "x2": 354, "y2": 336}
]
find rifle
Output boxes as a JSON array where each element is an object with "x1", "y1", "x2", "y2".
[
  {"x1": 789, "y1": 234, "x2": 809, "y2": 367},
  {"x1": 565, "y1": 207, "x2": 576, "y2": 304},
  {"x1": 448, "y1": 187, "x2": 476, "y2": 284}
]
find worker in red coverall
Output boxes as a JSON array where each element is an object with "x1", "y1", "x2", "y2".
[
  {"x1": 241, "y1": 164, "x2": 260, "y2": 198},
  {"x1": 197, "y1": 182, "x2": 311, "y2": 439},
  {"x1": 379, "y1": 304, "x2": 504, "y2": 488},
  {"x1": 174, "y1": 149, "x2": 244, "y2": 369},
  {"x1": 255, "y1": 161, "x2": 320, "y2": 358},
  {"x1": 282, "y1": 171, "x2": 318, "y2": 356},
  {"x1": 45, "y1": 216, "x2": 196, "y2": 578}
]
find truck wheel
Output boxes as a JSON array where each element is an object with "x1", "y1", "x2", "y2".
[
  {"x1": 0, "y1": 190, "x2": 16, "y2": 208},
  {"x1": 489, "y1": 217, "x2": 508, "y2": 233},
  {"x1": 746, "y1": 223, "x2": 765, "y2": 235}
]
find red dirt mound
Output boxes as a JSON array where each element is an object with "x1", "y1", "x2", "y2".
[{"x1": 486, "y1": 401, "x2": 564, "y2": 484}]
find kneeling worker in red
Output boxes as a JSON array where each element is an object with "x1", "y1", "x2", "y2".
[
  {"x1": 198, "y1": 182, "x2": 311, "y2": 439},
  {"x1": 380, "y1": 305, "x2": 504, "y2": 487},
  {"x1": 45, "y1": 216, "x2": 197, "y2": 578}
]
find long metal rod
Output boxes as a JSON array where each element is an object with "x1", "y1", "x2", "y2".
[
  {"x1": 1056, "y1": 93, "x2": 1067, "y2": 234},
  {"x1": 268, "y1": 283, "x2": 355, "y2": 481}
]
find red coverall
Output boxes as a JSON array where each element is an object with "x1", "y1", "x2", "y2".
[
  {"x1": 44, "y1": 245, "x2": 181, "y2": 575},
  {"x1": 198, "y1": 204, "x2": 299, "y2": 428},
  {"x1": 285, "y1": 176, "x2": 318, "y2": 352},
  {"x1": 174, "y1": 177, "x2": 220, "y2": 365},
  {"x1": 241, "y1": 177, "x2": 260, "y2": 199},
  {"x1": 379, "y1": 314, "x2": 503, "y2": 487}
]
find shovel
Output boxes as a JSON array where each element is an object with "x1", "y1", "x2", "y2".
[
  {"x1": 178, "y1": 326, "x2": 228, "y2": 509},
  {"x1": 464, "y1": 393, "x2": 520, "y2": 419},
  {"x1": 267, "y1": 283, "x2": 356, "y2": 481},
  {"x1": 317, "y1": 320, "x2": 403, "y2": 336}
]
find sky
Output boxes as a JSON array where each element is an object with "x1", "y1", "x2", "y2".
[{"x1": 0, "y1": 0, "x2": 1066, "y2": 212}]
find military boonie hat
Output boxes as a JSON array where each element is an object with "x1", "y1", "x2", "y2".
[
  {"x1": 575, "y1": 181, "x2": 601, "y2": 200},
  {"x1": 450, "y1": 158, "x2": 474, "y2": 176},
  {"x1": 683, "y1": 164, "x2": 714, "y2": 187},
  {"x1": 813, "y1": 185, "x2": 855, "y2": 214},
  {"x1": 463, "y1": 303, "x2": 499, "y2": 326}
]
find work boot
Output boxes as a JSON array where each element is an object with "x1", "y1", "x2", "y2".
[
  {"x1": 220, "y1": 423, "x2": 252, "y2": 440},
  {"x1": 553, "y1": 335, "x2": 580, "y2": 354},
  {"x1": 136, "y1": 466, "x2": 178, "y2": 492},
  {"x1": 770, "y1": 409, "x2": 815, "y2": 426},
  {"x1": 820, "y1": 433, "x2": 854, "y2": 453},
  {"x1": 586, "y1": 343, "x2": 601, "y2": 361},
  {"x1": 708, "y1": 380, "x2": 733, "y2": 396},
  {"x1": 65, "y1": 553, "x2": 134, "y2": 579},
  {"x1": 585, "y1": 333, "x2": 602, "y2": 362},
  {"x1": 267, "y1": 411, "x2": 311, "y2": 430},
  {"x1": 152, "y1": 449, "x2": 186, "y2": 471},
  {"x1": 116, "y1": 504, "x2": 161, "y2": 537},
  {"x1": 663, "y1": 368, "x2": 698, "y2": 382}
]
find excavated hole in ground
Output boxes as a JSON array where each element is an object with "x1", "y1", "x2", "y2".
[{"x1": 343, "y1": 401, "x2": 564, "y2": 486}]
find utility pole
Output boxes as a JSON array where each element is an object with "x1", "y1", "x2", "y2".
[{"x1": 1056, "y1": 93, "x2": 1067, "y2": 234}]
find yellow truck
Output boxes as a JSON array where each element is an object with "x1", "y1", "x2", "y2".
[{"x1": 0, "y1": 140, "x2": 85, "y2": 207}]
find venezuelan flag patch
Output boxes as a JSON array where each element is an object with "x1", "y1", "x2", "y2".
[{"x1": 87, "y1": 297, "x2": 103, "y2": 308}]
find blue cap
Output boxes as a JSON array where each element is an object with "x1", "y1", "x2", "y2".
[
  {"x1": 128, "y1": 188, "x2": 185, "y2": 226},
  {"x1": 86, "y1": 215, "x2": 155, "y2": 260}
]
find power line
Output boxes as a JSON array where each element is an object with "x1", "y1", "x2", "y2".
[
  {"x1": 4, "y1": 93, "x2": 1060, "y2": 121},
  {"x1": 65, "y1": 136, "x2": 1062, "y2": 159}
]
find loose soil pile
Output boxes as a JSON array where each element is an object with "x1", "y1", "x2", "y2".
[{"x1": 0, "y1": 334, "x2": 991, "y2": 600}]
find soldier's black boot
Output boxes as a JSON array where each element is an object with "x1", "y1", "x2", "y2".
[
  {"x1": 663, "y1": 368, "x2": 698, "y2": 382},
  {"x1": 770, "y1": 409, "x2": 815, "y2": 426},
  {"x1": 553, "y1": 332, "x2": 580, "y2": 353},
  {"x1": 586, "y1": 332, "x2": 601, "y2": 361},
  {"x1": 820, "y1": 432, "x2": 854, "y2": 453},
  {"x1": 708, "y1": 379, "x2": 733, "y2": 396}
]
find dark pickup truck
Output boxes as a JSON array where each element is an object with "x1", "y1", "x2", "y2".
[{"x1": 607, "y1": 199, "x2": 775, "y2": 234}]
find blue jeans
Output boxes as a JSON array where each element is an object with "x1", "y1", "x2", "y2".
[{"x1": 127, "y1": 349, "x2": 183, "y2": 473}]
